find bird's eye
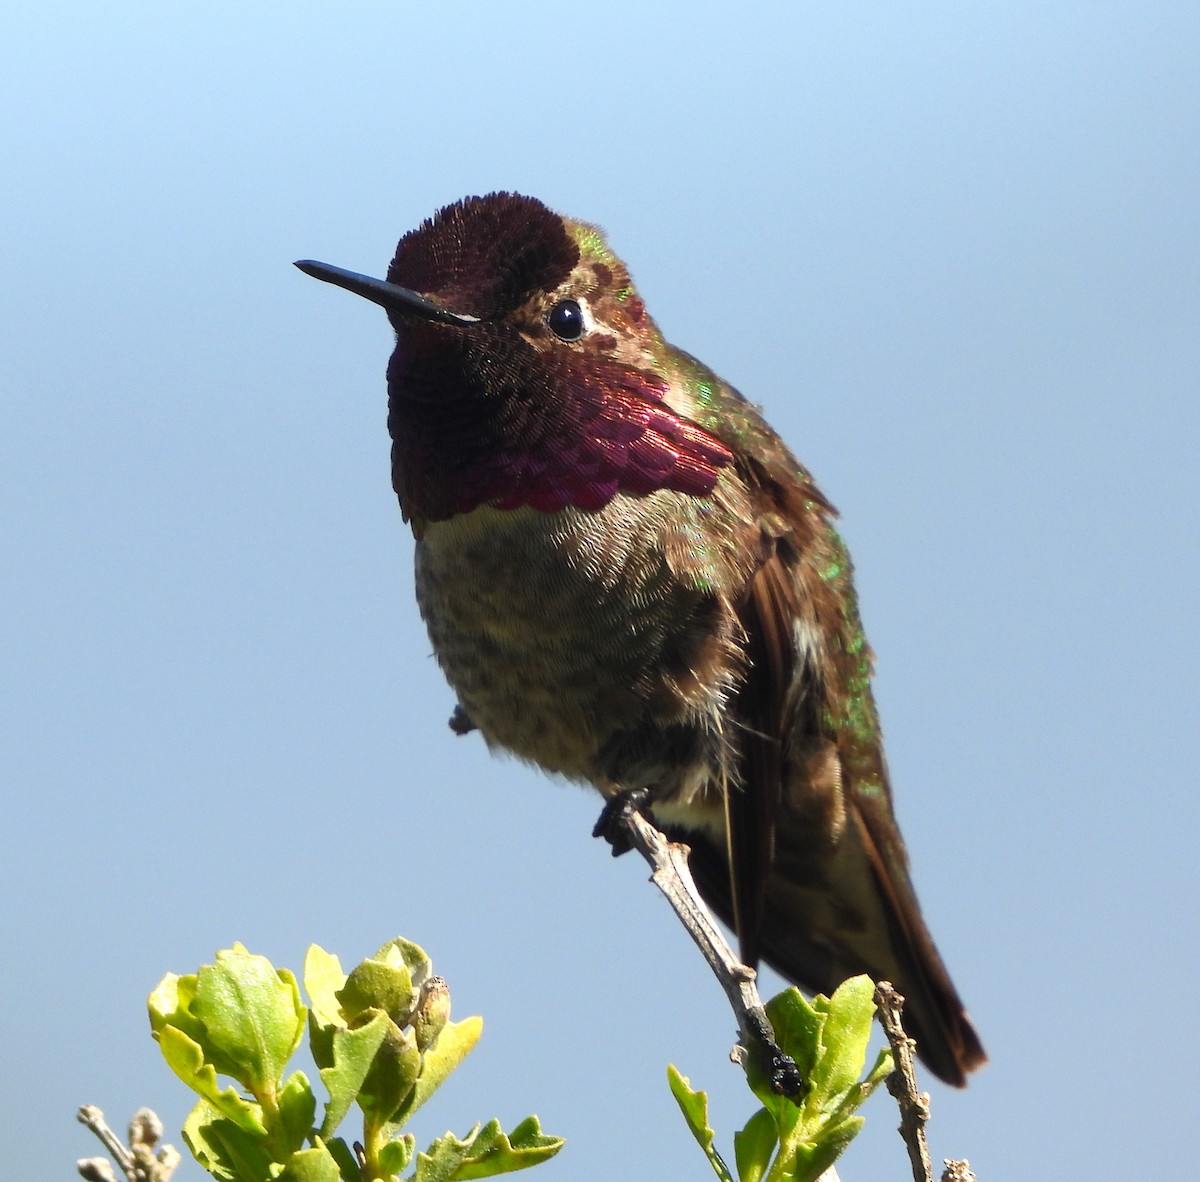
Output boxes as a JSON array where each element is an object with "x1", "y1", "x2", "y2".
[{"x1": 547, "y1": 298, "x2": 585, "y2": 341}]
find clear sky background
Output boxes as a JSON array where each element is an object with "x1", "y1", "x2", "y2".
[{"x1": 3, "y1": 3, "x2": 1197, "y2": 1179}]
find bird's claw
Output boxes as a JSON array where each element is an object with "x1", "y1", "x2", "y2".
[
  {"x1": 592, "y1": 786, "x2": 654, "y2": 856},
  {"x1": 448, "y1": 705, "x2": 476, "y2": 735}
]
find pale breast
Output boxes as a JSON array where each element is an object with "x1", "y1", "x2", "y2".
[{"x1": 413, "y1": 490, "x2": 752, "y2": 794}]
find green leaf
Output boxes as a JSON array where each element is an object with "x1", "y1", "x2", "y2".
[
  {"x1": 864, "y1": 1045, "x2": 895, "y2": 1091},
  {"x1": 304, "y1": 946, "x2": 348, "y2": 1038},
  {"x1": 182, "y1": 1100, "x2": 275, "y2": 1182},
  {"x1": 358, "y1": 1020, "x2": 421, "y2": 1126},
  {"x1": 666, "y1": 1066, "x2": 735, "y2": 1182},
  {"x1": 157, "y1": 1025, "x2": 266, "y2": 1135},
  {"x1": 821, "y1": 1048, "x2": 893, "y2": 1137},
  {"x1": 338, "y1": 958, "x2": 416, "y2": 1027},
  {"x1": 192, "y1": 945, "x2": 306, "y2": 1100},
  {"x1": 149, "y1": 972, "x2": 205, "y2": 1047},
  {"x1": 377, "y1": 1133, "x2": 415, "y2": 1177},
  {"x1": 317, "y1": 1009, "x2": 392, "y2": 1138},
  {"x1": 415, "y1": 1118, "x2": 563, "y2": 1182},
  {"x1": 787, "y1": 1115, "x2": 866, "y2": 1182},
  {"x1": 733, "y1": 1108, "x2": 777, "y2": 1182},
  {"x1": 276, "y1": 1139, "x2": 344, "y2": 1182},
  {"x1": 455, "y1": 1116, "x2": 563, "y2": 1179},
  {"x1": 415, "y1": 1127, "x2": 473, "y2": 1182},
  {"x1": 744, "y1": 979, "x2": 888, "y2": 1182},
  {"x1": 331, "y1": 939, "x2": 437, "y2": 1038},
  {"x1": 761, "y1": 989, "x2": 821, "y2": 1097},
  {"x1": 153, "y1": 940, "x2": 557, "y2": 1182},
  {"x1": 277, "y1": 1070, "x2": 317, "y2": 1156},
  {"x1": 667, "y1": 982, "x2": 893, "y2": 1182},
  {"x1": 373, "y1": 936, "x2": 433, "y2": 990},
  {"x1": 765, "y1": 988, "x2": 823, "y2": 1077},
  {"x1": 806, "y1": 976, "x2": 875, "y2": 1104},
  {"x1": 388, "y1": 1015, "x2": 483, "y2": 1130}
]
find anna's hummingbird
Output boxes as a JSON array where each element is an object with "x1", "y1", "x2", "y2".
[{"x1": 297, "y1": 192, "x2": 986, "y2": 1086}]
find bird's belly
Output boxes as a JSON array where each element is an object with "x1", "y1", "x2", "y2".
[{"x1": 414, "y1": 497, "x2": 733, "y2": 796}]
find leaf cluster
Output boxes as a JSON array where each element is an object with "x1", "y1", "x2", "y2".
[
  {"x1": 148, "y1": 941, "x2": 562, "y2": 1182},
  {"x1": 669, "y1": 976, "x2": 892, "y2": 1182}
]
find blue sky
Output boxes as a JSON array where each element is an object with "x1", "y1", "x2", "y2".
[{"x1": 3, "y1": 3, "x2": 1198, "y2": 1179}]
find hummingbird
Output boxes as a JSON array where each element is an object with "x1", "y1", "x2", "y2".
[{"x1": 296, "y1": 192, "x2": 986, "y2": 1086}]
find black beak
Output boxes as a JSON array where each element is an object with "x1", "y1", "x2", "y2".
[{"x1": 294, "y1": 260, "x2": 478, "y2": 327}]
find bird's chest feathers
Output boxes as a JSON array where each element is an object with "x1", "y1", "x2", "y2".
[
  {"x1": 413, "y1": 494, "x2": 742, "y2": 779},
  {"x1": 415, "y1": 499, "x2": 688, "y2": 672}
]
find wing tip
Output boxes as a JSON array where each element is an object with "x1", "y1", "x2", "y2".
[{"x1": 919, "y1": 1009, "x2": 987, "y2": 1088}]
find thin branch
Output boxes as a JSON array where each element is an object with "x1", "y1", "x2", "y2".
[
  {"x1": 79, "y1": 1106, "x2": 135, "y2": 1177},
  {"x1": 603, "y1": 796, "x2": 803, "y2": 1099},
  {"x1": 77, "y1": 1106, "x2": 179, "y2": 1182},
  {"x1": 873, "y1": 983, "x2": 934, "y2": 1182},
  {"x1": 873, "y1": 985, "x2": 978, "y2": 1182}
]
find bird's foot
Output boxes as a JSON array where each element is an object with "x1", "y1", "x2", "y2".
[
  {"x1": 448, "y1": 705, "x2": 476, "y2": 735},
  {"x1": 592, "y1": 786, "x2": 655, "y2": 857}
]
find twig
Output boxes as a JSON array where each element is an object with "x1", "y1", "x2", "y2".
[
  {"x1": 873, "y1": 983, "x2": 934, "y2": 1182},
  {"x1": 604, "y1": 797, "x2": 804, "y2": 1098},
  {"x1": 940, "y1": 1161, "x2": 976, "y2": 1182},
  {"x1": 77, "y1": 1106, "x2": 179, "y2": 1182},
  {"x1": 78, "y1": 1106, "x2": 135, "y2": 1178}
]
